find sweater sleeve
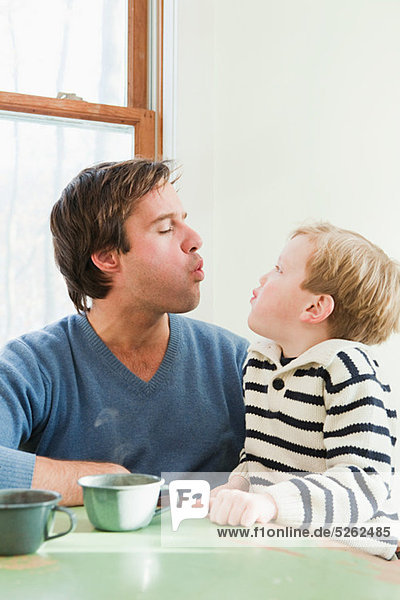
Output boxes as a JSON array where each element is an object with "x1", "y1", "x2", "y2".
[
  {"x1": 0, "y1": 339, "x2": 49, "y2": 488},
  {"x1": 265, "y1": 347, "x2": 396, "y2": 529}
]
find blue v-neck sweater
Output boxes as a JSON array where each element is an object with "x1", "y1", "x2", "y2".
[{"x1": 0, "y1": 314, "x2": 248, "y2": 488}]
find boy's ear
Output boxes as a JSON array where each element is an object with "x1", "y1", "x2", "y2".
[
  {"x1": 300, "y1": 294, "x2": 334, "y2": 324},
  {"x1": 90, "y1": 249, "x2": 120, "y2": 273}
]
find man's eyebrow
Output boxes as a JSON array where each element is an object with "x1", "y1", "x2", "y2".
[{"x1": 150, "y1": 211, "x2": 187, "y2": 225}]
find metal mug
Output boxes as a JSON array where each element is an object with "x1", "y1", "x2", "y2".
[
  {"x1": 0, "y1": 489, "x2": 76, "y2": 555},
  {"x1": 78, "y1": 473, "x2": 164, "y2": 531}
]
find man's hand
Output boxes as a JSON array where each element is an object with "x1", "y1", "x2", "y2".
[
  {"x1": 209, "y1": 489, "x2": 278, "y2": 527},
  {"x1": 32, "y1": 456, "x2": 130, "y2": 506}
]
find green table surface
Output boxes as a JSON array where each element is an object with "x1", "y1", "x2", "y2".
[{"x1": 0, "y1": 507, "x2": 399, "y2": 600}]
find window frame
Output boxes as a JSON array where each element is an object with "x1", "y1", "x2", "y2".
[{"x1": 0, "y1": 0, "x2": 163, "y2": 158}]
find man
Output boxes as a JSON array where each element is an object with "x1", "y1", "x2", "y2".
[{"x1": 0, "y1": 159, "x2": 247, "y2": 505}]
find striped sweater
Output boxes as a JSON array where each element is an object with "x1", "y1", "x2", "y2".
[{"x1": 231, "y1": 337, "x2": 398, "y2": 559}]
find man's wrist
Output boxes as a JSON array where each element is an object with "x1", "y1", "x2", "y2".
[{"x1": 32, "y1": 456, "x2": 129, "y2": 506}]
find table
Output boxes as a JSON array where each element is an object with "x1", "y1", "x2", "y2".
[{"x1": 0, "y1": 507, "x2": 399, "y2": 599}]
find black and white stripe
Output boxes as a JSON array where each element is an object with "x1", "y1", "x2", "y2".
[{"x1": 231, "y1": 339, "x2": 398, "y2": 559}]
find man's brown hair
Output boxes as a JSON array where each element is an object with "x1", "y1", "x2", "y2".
[
  {"x1": 290, "y1": 222, "x2": 400, "y2": 345},
  {"x1": 50, "y1": 158, "x2": 171, "y2": 313}
]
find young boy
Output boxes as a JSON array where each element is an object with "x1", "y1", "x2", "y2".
[{"x1": 209, "y1": 223, "x2": 400, "y2": 559}]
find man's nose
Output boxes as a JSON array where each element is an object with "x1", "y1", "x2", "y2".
[{"x1": 181, "y1": 225, "x2": 203, "y2": 254}]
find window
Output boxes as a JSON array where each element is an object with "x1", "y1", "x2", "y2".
[{"x1": 0, "y1": 0, "x2": 163, "y2": 343}]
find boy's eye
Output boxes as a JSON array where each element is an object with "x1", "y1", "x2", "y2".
[
  {"x1": 159, "y1": 226, "x2": 174, "y2": 234},
  {"x1": 275, "y1": 265, "x2": 283, "y2": 273}
]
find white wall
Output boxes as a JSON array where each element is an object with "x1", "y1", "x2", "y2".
[
  {"x1": 174, "y1": 0, "x2": 400, "y2": 400},
  {"x1": 173, "y1": 0, "x2": 400, "y2": 462},
  {"x1": 170, "y1": 0, "x2": 216, "y2": 322},
  {"x1": 213, "y1": 0, "x2": 400, "y2": 334}
]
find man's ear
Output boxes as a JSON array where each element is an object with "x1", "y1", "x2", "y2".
[
  {"x1": 90, "y1": 249, "x2": 120, "y2": 273},
  {"x1": 300, "y1": 294, "x2": 334, "y2": 324}
]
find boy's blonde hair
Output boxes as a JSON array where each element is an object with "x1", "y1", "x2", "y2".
[{"x1": 291, "y1": 222, "x2": 400, "y2": 345}]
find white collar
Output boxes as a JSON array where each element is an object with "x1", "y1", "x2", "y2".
[{"x1": 248, "y1": 337, "x2": 370, "y2": 373}]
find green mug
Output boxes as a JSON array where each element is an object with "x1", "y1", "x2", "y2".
[
  {"x1": 0, "y1": 489, "x2": 76, "y2": 555},
  {"x1": 78, "y1": 473, "x2": 164, "y2": 531}
]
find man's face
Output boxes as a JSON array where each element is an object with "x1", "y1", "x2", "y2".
[
  {"x1": 248, "y1": 234, "x2": 316, "y2": 347},
  {"x1": 116, "y1": 182, "x2": 204, "y2": 315}
]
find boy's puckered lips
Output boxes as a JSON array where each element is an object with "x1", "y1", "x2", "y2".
[{"x1": 250, "y1": 288, "x2": 259, "y2": 303}]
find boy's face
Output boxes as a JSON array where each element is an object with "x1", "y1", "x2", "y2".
[{"x1": 248, "y1": 234, "x2": 316, "y2": 349}]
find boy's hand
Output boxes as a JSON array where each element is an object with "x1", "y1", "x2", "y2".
[
  {"x1": 209, "y1": 489, "x2": 278, "y2": 527},
  {"x1": 210, "y1": 474, "x2": 249, "y2": 498}
]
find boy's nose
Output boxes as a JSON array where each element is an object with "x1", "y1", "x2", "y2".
[{"x1": 259, "y1": 273, "x2": 268, "y2": 285}]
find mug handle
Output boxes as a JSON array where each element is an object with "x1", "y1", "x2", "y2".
[
  {"x1": 155, "y1": 483, "x2": 169, "y2": 515},
  {"x1": 45, "y1": 505, "x2": 77, "y2": 541}
]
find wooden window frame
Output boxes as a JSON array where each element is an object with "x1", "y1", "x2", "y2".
[{"x1": 0, "y1": 0, "x2": 162, "y2": 159}]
